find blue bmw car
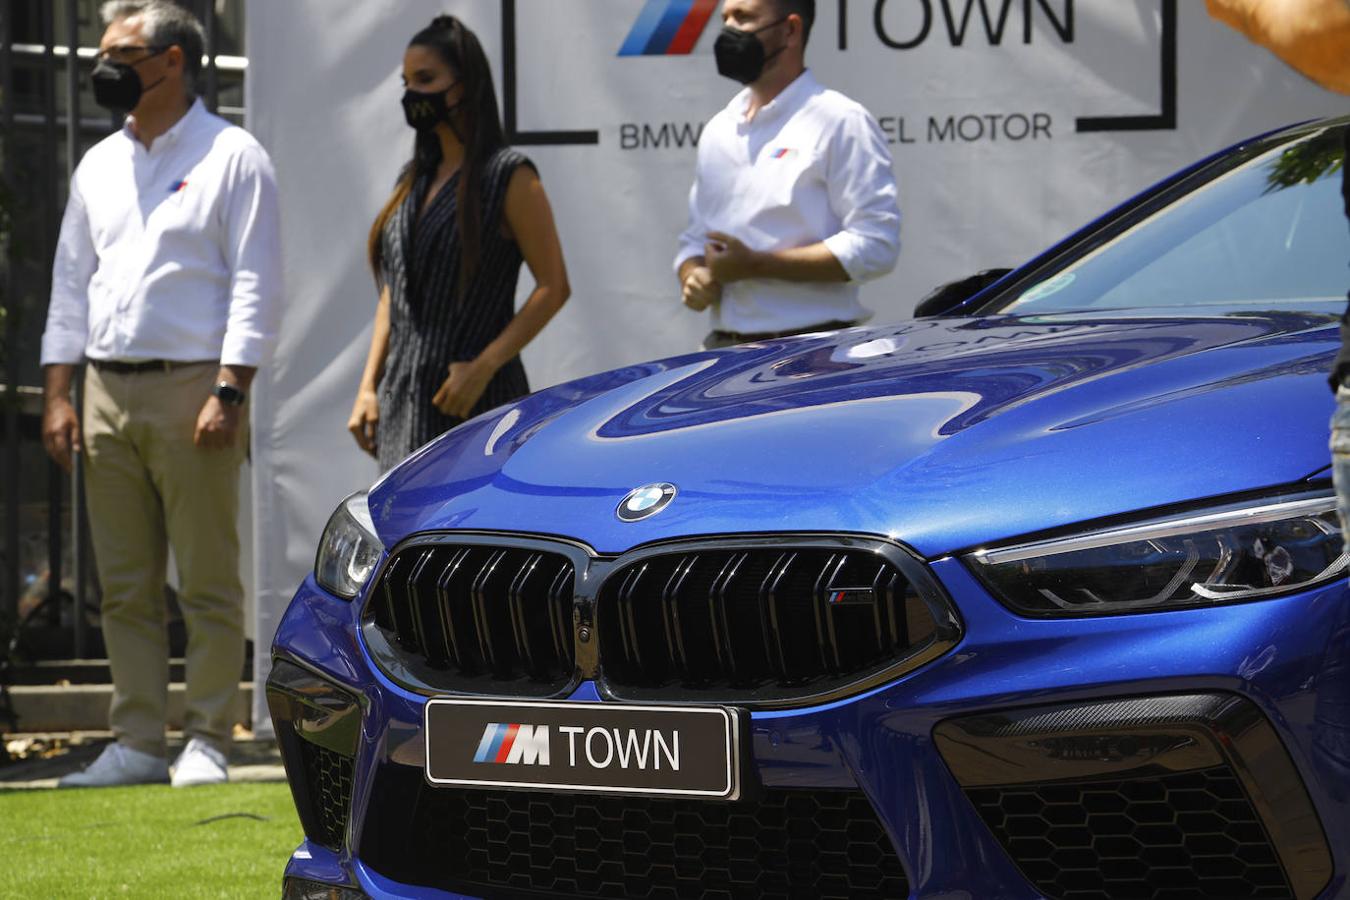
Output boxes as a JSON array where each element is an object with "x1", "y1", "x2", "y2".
[{"x1": 271, "y1": 118, "x2": 1350, "y2": 900}]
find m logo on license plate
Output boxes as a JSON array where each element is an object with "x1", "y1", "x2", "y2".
[
  {"x1": 474, "y1": 723, "x2": 553, "y2": 765},
  {"x1": 425, "y1": 699, "x2": 742, "y2": 799}
]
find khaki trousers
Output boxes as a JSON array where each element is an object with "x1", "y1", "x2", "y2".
[{"x1": 83, "y1": 362, "x2": 246, "y2": 757}]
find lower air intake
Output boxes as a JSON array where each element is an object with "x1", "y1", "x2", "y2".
[
  {"x1": 265, "y1": 659, "x2": 361, "y2": 852},
  {"x1": 934, "y1": 692, "x2": 1332, "y2": 900},
  {"x1": 967, "y1": 766, "x2": 1291, "y2": 900},
  {"x1": 298, "y1": 739, "x2": 354, "y2": 850},
  {"x1": 360, "y1": 769, "x2": 910, "y2": 900}
]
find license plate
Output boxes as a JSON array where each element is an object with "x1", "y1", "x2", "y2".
[{"x1": 424, "y1": 698, "x2": 742, "y2": 799}]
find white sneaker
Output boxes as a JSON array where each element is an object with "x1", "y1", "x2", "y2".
[
  {"x1": 58, "y1": 742, "x2": 169, "y2": 788},
  {"x1": 171, "y1": 737, "x2": 229, "y2": 787}
]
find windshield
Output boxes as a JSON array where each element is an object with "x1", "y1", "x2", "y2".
[{"x1": 984, "y1": 126, "x2": 1349, "y2": 317}]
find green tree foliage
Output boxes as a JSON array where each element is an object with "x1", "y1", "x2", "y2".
[{"x1": 1267, "y1": 128, "x2": 1345, "y2": 191}]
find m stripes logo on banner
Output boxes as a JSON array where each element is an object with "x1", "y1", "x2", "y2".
[
  {"x1": 619, "y1": 0, "x2": 718, "y2": 56},
  {"x1": 473, "y1": 723, "x2": 552, "y2": 765}
]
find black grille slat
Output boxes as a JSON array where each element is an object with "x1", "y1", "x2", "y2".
[
  {"x1": 776, "y1": 555, "x2": 830, "y2": 680},
  {"x1": 816, "y1": 554, "x2": 848, "y2": 671},
  {"x1": 617, "y1": 562, "x2": 648, "y2": 670},
  {"x1": 967, "y1": 766, "x2": 1294, "y2": 900},
  {"x1": 380, "y1": 554, "x2": 419, "y2": 654},
  {"x1": 471, "y1": 550, "x2": 509, "y2": 671},
  {"x1": 547, "y1": 560, "x2": 573, "y2": 663},
  {"x1": 708, "y1": 553, "x2": 747, "y2": 677},
  {"x1": 876, "y1": 566, "x2": 901, "y2": 652},
  {"x1": 725, "y1": 552, "x2": 774, "y2": 678},
  {"x1": 369, "y1": 543, "x2": 576, "y2": 694},
  {"x1": 661, "y1": 555, "x2": 698, "y2": 675},
  {"x1": 832, "y1": 559, "x2": 896, "y2": 669},
  {"x1": 760, "y1": 552, "x2": 795, "y2": 678},
  {"x1": 434, "y1": 548, "x2": 475, "y2": 670},
  {"x1": 599, "y1": 545, "x2": 947, "y2": 703},
  {"x1": 361, "y1": 771, "x2": 911, "y2": 900},
  {"x1": 406, "y1": 549, "x2": 443, "y2": 665},
  {"x1": 507, "y1": 553, "x2": 543, "y2": 672},
  {"x1": 672, "y1": 554, "x2": 724, "y2": 683}
]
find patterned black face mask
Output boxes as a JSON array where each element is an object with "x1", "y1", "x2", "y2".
[{"x1": 401, "y1": 84, "x2": 461, "y2": 133}]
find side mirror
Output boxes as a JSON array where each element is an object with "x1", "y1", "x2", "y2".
[{"x1": 913, "y1": 268, "x2": 1013, "y2": 318}]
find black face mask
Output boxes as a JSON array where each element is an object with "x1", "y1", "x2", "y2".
[
  {"x1": 401, "y1": 84, "x2": 461, "y2": 133},
  {"x1": 714, "y1": 18, "x2": 788, "y2": 85},
  {"x1": 91, "y1": 47, "x2": 169, "y2": 114}
]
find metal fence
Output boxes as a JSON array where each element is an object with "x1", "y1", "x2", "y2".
[{"x1": 0, "y1": 0, "x2": 245, "y2": 663}]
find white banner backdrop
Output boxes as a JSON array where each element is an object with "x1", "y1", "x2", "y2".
[{"x1": 244, "y1": 0, "x2": 1346, "y2": 727}]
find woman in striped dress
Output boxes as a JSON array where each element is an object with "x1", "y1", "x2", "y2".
[{"x1": 348, "y1": 15, "x2": 569, "y2": 471}]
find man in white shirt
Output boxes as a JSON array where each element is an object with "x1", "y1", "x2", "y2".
[
  {"x1": 675, "y1": 0, "x2": 900, "y2": 348},
  {"x1": 39, "y1": 0, "x2": 281, "y2": 787}
]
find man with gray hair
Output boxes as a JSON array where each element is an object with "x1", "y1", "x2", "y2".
[{"x1": 41, "y1": 0, "x2": 282, "y2": 787}]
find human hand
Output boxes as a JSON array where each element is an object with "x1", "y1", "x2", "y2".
[
  {"x1": 348, "y1": 389, "x2": 380, "y2": 457},
  {"x1": 1205, "y1": 0, "x2": 1262, "y2": 34},
  {"x1": 681, "y1": 265, "x2": 723, "y2": 311},
  {"x1": 194, "y1": 395, "x2": 241, "y2": 449},
  {"x1": 705, "y1": 231, "x2": 762, "y2": 284},
  {"x1": 41, "y1": 396, "x2": 82, "y2": 472},
  {"x1": 1205, "y1": 0, "x2": 1315, "y2": 40},
  {"x1": 432, "y1": 359, "x2": 495, "y2": 419},
  {"x1": 1205, "y1": 0, "x2": 1350, "y2": 93}
]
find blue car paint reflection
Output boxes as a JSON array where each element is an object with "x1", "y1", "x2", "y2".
[
  {"x1": 370, "y1": 311, "x2": 1337, "y2": 558},
  {"x1": 276, "y1": 119, "x2": 1350, "y2": 898}
]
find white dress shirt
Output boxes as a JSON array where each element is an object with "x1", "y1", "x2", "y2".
[
  {"x1": 41, "y1": 99, "x2": 282, "y2": 368},
  {"x1": 675, "y1": 70, "x2": 901, "y2": 336}
]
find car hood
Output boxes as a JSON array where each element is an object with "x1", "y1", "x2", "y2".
[{"x1": 369, "y1": 312, "x2": 1338, "y2": 557}]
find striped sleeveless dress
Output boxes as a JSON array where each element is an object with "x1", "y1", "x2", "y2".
[{"x1": 377, "y1": 148, "x2": 534, "y2": 471}]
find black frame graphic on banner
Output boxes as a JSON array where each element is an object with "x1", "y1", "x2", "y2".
[
  {"x1": 1076, "y1": 0, "x2": 1177, "y2": 133},
  {"x1": 502, "y1": 0, "x2": 600, "y2": 146},
  {"x1": 501, "y1": 0, "x2": 1179, "y2": 145}
]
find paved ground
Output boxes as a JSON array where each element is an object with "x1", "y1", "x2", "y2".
[{"x1": 0, "y1": 731, "x2": 286, "y2": 789}]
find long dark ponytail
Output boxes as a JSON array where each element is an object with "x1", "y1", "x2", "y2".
[{"x1": 367, "y1": 15, "x2": 508, "y2": 298}]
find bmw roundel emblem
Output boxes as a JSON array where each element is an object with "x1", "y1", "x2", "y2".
[{"x1": 617, "y1": 483, "x2": 678, "y2": 522}]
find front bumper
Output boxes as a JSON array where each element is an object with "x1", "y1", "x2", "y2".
[{"x1": 271, "y1": 556, "x2": 1350, "y2": 899}]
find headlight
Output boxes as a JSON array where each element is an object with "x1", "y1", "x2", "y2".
[
  {"x1": 314, "y1": 492, "x2": 383, "y2": 600},
  {"x1": 970, "y1": 494, "x2": 1348, "y2": 617}
]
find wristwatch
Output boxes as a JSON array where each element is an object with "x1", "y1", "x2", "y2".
[{"x1": 212, "y1": 381, "x2": 247, "y2": 407}]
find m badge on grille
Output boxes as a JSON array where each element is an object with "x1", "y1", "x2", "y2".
[
  {"x1": 828, "y1": 587, "x2": 879, "y2": 606},
  {"x1": 617, "y1": 483, "x2": 677, "y2": 522}
]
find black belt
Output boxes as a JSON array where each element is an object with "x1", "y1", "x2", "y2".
[
  {"x1": 712, "y1": 320, "x2": 858, "y2": 343},
  {"x1": 89, "y1": 358, "x2": 215, "y2": 374}
]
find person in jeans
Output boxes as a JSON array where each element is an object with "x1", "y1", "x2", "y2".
[
  {"x1": 675, "y1": 0, "x2": 900, "y2": 350},
  {"x1": 40, "y1": 0, "x2": 281, "y2": 787}
]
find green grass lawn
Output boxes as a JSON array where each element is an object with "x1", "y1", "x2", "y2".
[{"x1": 0, "y1": 783, "x2": 302, "y2": 899}]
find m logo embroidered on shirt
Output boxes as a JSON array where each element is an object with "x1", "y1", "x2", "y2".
[
  {"x1": 169, "y1": 179, "x2": 188, "y2": 193},
  {"x1": 770, "y1": 148, "x2": 799, "y2": 160}
]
